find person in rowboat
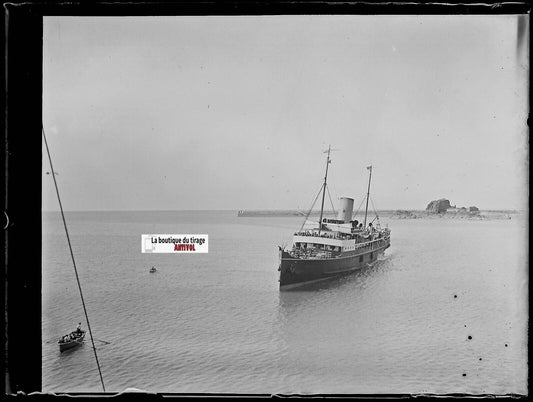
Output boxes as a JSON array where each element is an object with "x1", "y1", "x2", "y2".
[{"x1": 76, "y1": 322, "x2": 82, "y2": 334}]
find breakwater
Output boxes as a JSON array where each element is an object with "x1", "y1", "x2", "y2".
[{"x1": 237, "y1": 210, "x2": 334, "y2": 217}]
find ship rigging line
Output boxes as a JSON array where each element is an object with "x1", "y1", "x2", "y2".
[
  {"x1": 326, "y1": 185, "x2": 337, "y2": 217},
  {"x1": 352, "y1": 195, "x2": 367, "y2": 220},
  {"x1": 42, "y1": 126, "x2": 106, "y2": 392},
  {"x1": 298, "y1": 183, "x2": 324, "y2": 233},
  {"x1": 370, "y1": 196, "x2": 379, "y2": 218}
]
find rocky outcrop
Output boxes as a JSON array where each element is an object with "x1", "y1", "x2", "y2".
[
  {"x1": 426, "y1": 199, "x2": 451, "y2": 213},
  {"x1": 425, "y1": 199, "x2": 481, "y2": 216}
]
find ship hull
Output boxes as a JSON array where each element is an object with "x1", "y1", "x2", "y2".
[{"x1": 279, "y1": 241, "x2": 390, "y2": 290}]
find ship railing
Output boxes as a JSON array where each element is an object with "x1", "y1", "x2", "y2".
[
  {"x1": 289, "y1": 235, "x2": 389, "y2": 257},
  {"x1": 354, "y1": 237, "x2": 390, "y2": 251},
  {"x1": 294, "y1": 229, "x2": 391, "y2": 242},
  {"x1": 289, "y1": 249, "x2": 337, "y2": 259},
  {"x1": 293, "y1": 231, "x2": 356, "y2": 241}
]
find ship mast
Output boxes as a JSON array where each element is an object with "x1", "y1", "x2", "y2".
[
  {"x1": 363, "y1": 165, "x2": 372, "y2": 229},
  {"x1": 318, "y1": 145, "x2": 331, "y2": 235}
]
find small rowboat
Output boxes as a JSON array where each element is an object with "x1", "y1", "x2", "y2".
[
  {"x1": 58, "y1": 330, "x2": 86, "y2": 352},
  {"x1": 149, "y1": 267, "x2": 157, "y2": 273}
]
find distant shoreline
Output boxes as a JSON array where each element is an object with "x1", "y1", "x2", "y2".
[
  {"x1": 236, "y1": 209, "x2": 522, "y2": 219},
  {"x1": 41, "y1": 209, "x2": 524, "y2": 219}
]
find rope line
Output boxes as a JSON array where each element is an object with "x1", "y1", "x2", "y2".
[
  {"x1": 298, "y1": 183, "x2": 324, "y2": 233},
  {"x1": 369, "y1": 196, "x2": 376, "y2": 214},
  {"x1": 370, "y1": 197, "x2": 381, "y2": 228},
  {"x1": 352, "y1": 195, "x2": 367, "y2": 219},
  {"x1": 326, "y1": 185, "x2": 337, "y2": 216},
  {"x1": 42, "y1": 126, "x2": 106, "y2": 392},
  {"x1": 370, "y1": 196, "x2": 379, "y2": 218}
]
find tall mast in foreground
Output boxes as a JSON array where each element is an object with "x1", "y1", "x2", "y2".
[
  {"x1": 318, "y1": 145, "x2": 331, "y2": 235},
  {"x1": 363, "y1": 165, "x2": 372, "y2": 229}
]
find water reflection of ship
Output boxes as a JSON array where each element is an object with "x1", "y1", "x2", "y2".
[
  {"x1": 278, "y1": 146, "x2": 391, "y2": 291},
  {"x1": 277, "y1": 256, "x2": 391, "y2": 317}
]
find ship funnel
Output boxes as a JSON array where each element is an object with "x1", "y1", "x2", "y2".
[{"x1": 336, "y1": 197, "x2": 354, "y2": 223}]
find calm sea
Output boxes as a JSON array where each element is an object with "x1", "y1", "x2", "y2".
[{"x1": 42, "y1": 211, "x2": 528, "y2": 394}]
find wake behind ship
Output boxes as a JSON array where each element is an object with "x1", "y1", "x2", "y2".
[{"x1": 278, "y1": 147, "x2": 391, "y2": 290}]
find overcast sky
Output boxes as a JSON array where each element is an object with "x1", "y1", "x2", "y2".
[{"x1": 43, "y1": 15, "x2": 528, "y2": 211}]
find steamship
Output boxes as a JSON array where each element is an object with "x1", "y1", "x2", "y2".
[{"x1": 278, "y1": 147, "x2": 391, "y2": 290}]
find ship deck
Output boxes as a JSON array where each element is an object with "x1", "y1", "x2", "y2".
[{"x1": 284, "y1": 233, "x2": 390, "y2": 261}]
